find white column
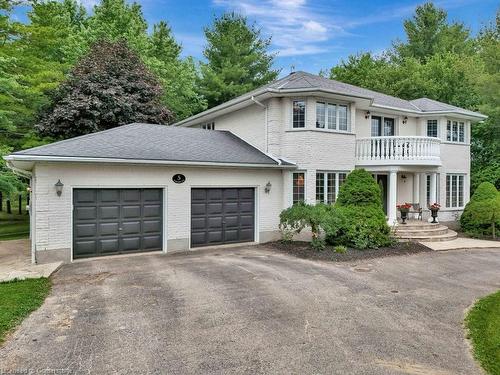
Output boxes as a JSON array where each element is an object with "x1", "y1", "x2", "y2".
[
  {"x1": 388, "y1": 171, "x2": 398, "y2": 225},
  {"x1": 430, "y1": 172, "x2": 437, "y2": 204},
  {"x1": 413, "y1": 173, "x2": 420, "y2": 204}
]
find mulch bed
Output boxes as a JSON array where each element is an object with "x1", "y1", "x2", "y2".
[{"x1": 267, "y1": 241, "x2": 432, "y2": 262}]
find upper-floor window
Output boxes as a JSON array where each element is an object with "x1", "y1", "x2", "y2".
[
  {"x1": 315, "y1": 101, "x2": 349, "y2": 131},
  {"x1": 201, "y1": 122, "x2": 215, "y2": 130},
  {"x1": 446, "y1": 120, "x2": 465, "y2": 143},
  {"x1": 292, "y1": 100, "x2": 306, "y2": 128},
  {"x1": 292, "y1": 172, "x2": 305, "y2": 204},
  {"x1": 427, "y1": 120, "x2": 438, "y2": 137},
  {"x1": 371, "y1": 116, "x2": 394, "y2": 136}
]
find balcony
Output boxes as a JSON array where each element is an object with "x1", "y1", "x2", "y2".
[{"x1": 355, "y1": 136, "x2": 441, "y2": 166}]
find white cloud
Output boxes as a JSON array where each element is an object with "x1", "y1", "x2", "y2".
[{"x1": 213, "y1": 0, "x2": 341, "y2": 57}]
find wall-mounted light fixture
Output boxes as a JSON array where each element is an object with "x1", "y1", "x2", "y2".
[
  {"x1": 55, "y1": 179, "x2": 64, "y2": 196},
  {"x1": 401, "y1": 174, "x2": 407, "y2": 183},
  {"x1": 265, "y1": 181, "x2": 272, "y2": 193},
  {"x1": 402, "y1": 116, "x2": 408, "y2": 124},
  {"x1": 365, "y1": 111, "x2": 371, "y2": 119}
]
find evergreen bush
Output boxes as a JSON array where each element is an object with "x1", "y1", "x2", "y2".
[{"x1": 460, "y1": 182, "x2": 500, "y2": 238}]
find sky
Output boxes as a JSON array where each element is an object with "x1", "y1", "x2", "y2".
[{"x1": 14, "y1": 0, "x2": 499, "y2": 76}]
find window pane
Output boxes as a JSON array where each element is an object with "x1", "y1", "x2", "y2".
[
  {"x1": 315, "y1": 102, "x2": 325, "y2": 129},
  {"x1": 427, "y1": 120, "x2": 438, "y2": 137},
  {"x1": 446, "y1": 175, "x2": 451, "y2": 207},
  {"x1": 459, "y1": 122, "x2": 465, "y2": 142},
  {"x1": 293, "y1": 172, "x2": 305, "y2": 204},
  {"x1": 426, "y1": 175, "x2": 431, "y2": 205},
  {"x1": 371, "y1": 116, "x2": 381, "y2": 136},
  {"x1": 338, "y1": 105, "x2": 348, "y2": 131},
  {"x1": 447, "y1": 121, "x2": 451, "y2": 141},
  {"x1": 451, "y1": 175, "x2": 458, "y2": 207},
  {"x1": 316, "y1": 173, "x2": 324, "y2": 203},
  {"x1": 293, "y1": 100, "x2": 305, "y2": 128},
  {"x1": 383, "y1": 118, "x2": 394, "y2": 136},
  {"x1": 452, "y1": 121, "x2": 458, "y2": 142},
  {"x1": 327, "y1": 173, "x2": 336, "y2": 204},
  {"x1": 458, "y1": 175, "x2": 464, "y2": 207},
  {"x1": 327, "y1": 104, "x2": 336, "y2": 130}
]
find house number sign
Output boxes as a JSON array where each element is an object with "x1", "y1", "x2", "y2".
[{"x1": 172, "y1": 174, "x2": 186, "y2": 184}]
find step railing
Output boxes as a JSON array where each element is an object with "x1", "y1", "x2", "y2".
[{"x1": 356, "y1": 136, "x2": 441, "y2": 165}]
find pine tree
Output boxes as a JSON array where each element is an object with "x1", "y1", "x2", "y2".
[{"x1": 198, "y1": 12, "x2": 279, "y2": 108}]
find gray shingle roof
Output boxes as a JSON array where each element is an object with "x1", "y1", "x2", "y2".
[
  {"x1": 12, "y1": 123, "x2": 282, "y2": 166},
  {"x1": 409, "y1": 97, "x2": 483, "y2": 117}
]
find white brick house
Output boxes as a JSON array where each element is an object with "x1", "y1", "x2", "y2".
[{"x1": 6, "y1": 71, "x2": 486, "y2": 263}]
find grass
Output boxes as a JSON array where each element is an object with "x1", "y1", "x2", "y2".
[
  {"x1": 0, "y1": 210, "x2": 30, "y2": 241},
  {"x1": 0, "y1": 278, "x2": 51, "y2": 344},
  {"x1": 466, "y1": 290, "x2": 500, "y2": 375}
]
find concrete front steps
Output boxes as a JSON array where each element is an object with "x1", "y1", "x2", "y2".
[{"x1": 394, "y1": 221, "x2": 458, "y2": 242}]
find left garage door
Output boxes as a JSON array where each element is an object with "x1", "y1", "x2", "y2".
[{"x1": 73, "y1": 188, "x2": 163, "y2": 259}]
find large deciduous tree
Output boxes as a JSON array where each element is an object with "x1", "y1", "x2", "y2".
[
  {"x1": 198, "y1": 12, "x2": 279, "y2": 108},
  {"x1": 37, "y1": 40, "x2": 173, "y2": 138}
]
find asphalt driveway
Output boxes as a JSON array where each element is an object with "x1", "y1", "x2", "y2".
[{"x1": 1, "y1": 246, "x2": 499, "y2": 375}]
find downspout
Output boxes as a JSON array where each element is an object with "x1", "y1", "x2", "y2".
[{"x1": 251, "y1": 96, "x2": 269, "y2": 153}]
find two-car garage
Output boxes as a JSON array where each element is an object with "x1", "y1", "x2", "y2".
[{"x1": 73, "y1": 187, "x2": 256, "y2": 259}]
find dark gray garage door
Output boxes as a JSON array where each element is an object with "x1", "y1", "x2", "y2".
[
  {"x1": 73, "y1": 188, "x2": 163, "y2": 259},
  {"x1": 191, "y1": 188, "x2": 255, "y2": 247}
]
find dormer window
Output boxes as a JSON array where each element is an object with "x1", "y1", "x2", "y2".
[
  {"x1": 201, "y1": 122, "x2": 215, "y2": 130},
  {"x1": 315, "y1": 101, "x2": 349, "y2": 131},
  {"x1": 292, "y1": 100, "x2": 306, "y2": 128}
]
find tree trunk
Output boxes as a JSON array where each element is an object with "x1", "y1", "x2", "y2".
[
  {"x1": 0, "y1": 191, "x2": 2, "y2": 211},
  {"x1": 492, "y1": 222, "x2": 496, "y2": 239},
  {"x1": 6, "y1": 199, "x2": 11, "y2": 214},
  {"x1": 18, "y1": 194, "x2": 22, "y2": 215}
]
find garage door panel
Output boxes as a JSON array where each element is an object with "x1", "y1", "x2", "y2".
[
  {"x1": 100, "y1": 206, "x2": 119, "y2": 219},
  {"x1": 143, "y1": 204, "x2": 161, "y2": 217},
  {"x1": 100, "y1": 190, "x2": 119, "y2": 203},
  {"x1": 207, "y1": 203, "x2": 223, "y2": 215},
  {"x1": 143, "y1": 220, "x2": 161, "y2": 233},
  {"x1": 73, "y1": 188, "x2": 162, "y2": 259},
  {"x1": 74, "y1": 190, "x2": 97, "y2": 204},
  {"x1": 99, "y1": 222, "x2": 119, "y2": 236},
  {"x1": 122, "y1": 221, "x2": 141, "y2": 235},
  {"x1": 75, "y1": 206, "x2": 97, "y2": 220},
  {"x1": 191, "y1": 188, "x2": 254, "y2": 247},
  {"x1": 75, "y1": 223, "x2": 96, "y2": 237}
]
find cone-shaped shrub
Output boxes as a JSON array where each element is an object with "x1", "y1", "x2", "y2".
[
  {"x1": 460, "y1": 182, "x2": 500, "y2": 238},
  {"x1": 324, "y1": 169, "x2": 393, "y2": 249}
]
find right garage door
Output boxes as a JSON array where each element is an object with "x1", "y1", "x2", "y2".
[{"x1": 191, "y1": 188, "x2": 255, "y2": 247}]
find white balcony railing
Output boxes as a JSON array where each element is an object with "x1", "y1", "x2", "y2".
[{"x1": 356, "y1": 136, "x2": 441, "y2": 166}]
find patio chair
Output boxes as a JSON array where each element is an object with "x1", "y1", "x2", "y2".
[{"x1": 408, "y1": 203, "x2": 423, "y2": 220}]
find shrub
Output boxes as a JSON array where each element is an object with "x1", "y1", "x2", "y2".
[
  {"x1": 460, "y1": 182, "x2": 500, "y2": 238},
  {"x1": 279, "y1": 203, "x2": 332, "y2": 246},
  {"x1": 324, "y1": 169, "x2": 393, "y2": 249},
  {"x1": 333, "y1": 245, "x2": 347, "y2": 254}
]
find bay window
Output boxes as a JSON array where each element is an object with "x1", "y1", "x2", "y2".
[
  {"x1": 446, "y1": 174, "x2": 464, "y2": 208},
  {"x1": 292, "y1": 172, "x2": 305, "y2": 204},
  {"x1": 315, "y1": 101, "x2": 349, "y2": 131},
  {"x1": 316, "y1": 172, "x2": 347, "y2": 204}
]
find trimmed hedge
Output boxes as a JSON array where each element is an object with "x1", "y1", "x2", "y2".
[
  {"x1": 460, "y1": 182, "x2": 500, "y2": 238},
  {"x1": 336, "y1": 169, "x2": 383, "y2": 207}
]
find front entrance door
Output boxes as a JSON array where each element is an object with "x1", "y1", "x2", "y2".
[{"x1": 376, "y1": 175, "x2": 388, "y2": 214}]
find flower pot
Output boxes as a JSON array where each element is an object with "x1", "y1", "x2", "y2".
[
  {"x1": 430, "y1": 208, "x2": 439, "y2": 223},
  {"x1": 400, "y1": 209, "x2": 409, "y2": 224}
]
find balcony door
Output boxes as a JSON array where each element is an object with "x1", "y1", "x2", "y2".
[{"x1": 371, "y1": 116, "x2": 394, "y2": 136}]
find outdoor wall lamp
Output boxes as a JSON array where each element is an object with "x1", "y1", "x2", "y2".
[
  {"x1": 55, "y1": 179, "x2": 64, "y2": 196},
  {"x1": 365, "y1": 111, "x2": 370, "y2": 119},
  {"x1": 401, "y1": 174, "x2": 407, "y2": 183},
  {"x1": 265, "y1": 181, "x2": 272, "y2": 194},
  {"x1": 403, "y1": 116, "x2": 408, "y2": 124}
]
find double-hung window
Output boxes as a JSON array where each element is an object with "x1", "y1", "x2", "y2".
[
  {"x1": 427, "y1": 120, "x2": 438, "y2": 138},
  {"x1": 316, "y1": 172, "x2": 347, "y2": 204},
  {"x1": 315, "y1": 101, "x2": 349, "y2": 131},
  {"x1": 446, "y1": 174, "x2": 464, "y2": 208},
  {"x1": 447, "y1": 120, "x2": 465, "y2": 143},
  {"x1": 292, "y1": 172, "x2": 305, "y2": 204},
  {"x1": 292, "y1": 100, "x2": 306, "y2": 128}
]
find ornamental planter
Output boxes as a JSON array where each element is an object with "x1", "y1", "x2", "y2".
[
  {"x1": 430, "y1": 208, "x2": 439, "y2": 223},
  {"x1": 400, "y1": 209, "x2": 409, "y2": 224}
]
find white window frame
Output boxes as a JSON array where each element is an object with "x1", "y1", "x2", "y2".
[
  {"x1": 370, "y1": 114, "x2": 395, "y2": 137},
  {"x1": 446, "y1": 119, "x2": 466, "y2": 143},
  {"x1": 315, "y1": 100, "x2": 350, "y2": 132},
  {"x1": 292, "y1": 171, "x2": 306, "y2": 204},
  {"x1": 292, "y1": 99, "x2": 306, "y2": 129},
  {"x1": 315, "y1": 171, "x2": 348, "y2": 204},
  {"x1": 446, "y1": 174, "x2": 465, "y2": 208},
  {"x1": 427, "y1": 119, "x2": 438, "y2": 138}
]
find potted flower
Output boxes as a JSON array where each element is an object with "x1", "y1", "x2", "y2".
[
  {"x1": 429, "y1": 202, "x2": 441, "y2": 223},
  {"x1": 397, "y1": 203, "x2": 412, "y2": 224}
]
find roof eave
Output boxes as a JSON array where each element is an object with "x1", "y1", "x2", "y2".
[{"x1": 4, "y1": 155, "x2": 297, "y2": 170}]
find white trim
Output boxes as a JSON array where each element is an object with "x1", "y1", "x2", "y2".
[
  {"x1": 291, "y1": 98, "x2": 307, "y2": 129},
  {"x1": 69, "y1": 185, "x2": 168, "y2": 262},
  {"x1": 5, "y1": 155, "x2": 294, "y2": 169}
]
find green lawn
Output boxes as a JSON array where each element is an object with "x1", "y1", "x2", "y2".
[
  {"x1": 0, "y1": 278, "x2": 51, "y2": 344},
  {"x1": 0, "y1": 210, "x2": 30, "y2": 241},
  {"x1": 466, "y1": 290, "x2": 500, "y2": 375}
]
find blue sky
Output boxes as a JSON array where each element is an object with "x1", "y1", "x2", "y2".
[{"x1": 15, "y1": 0, "x2": 499, "y2": 75}]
